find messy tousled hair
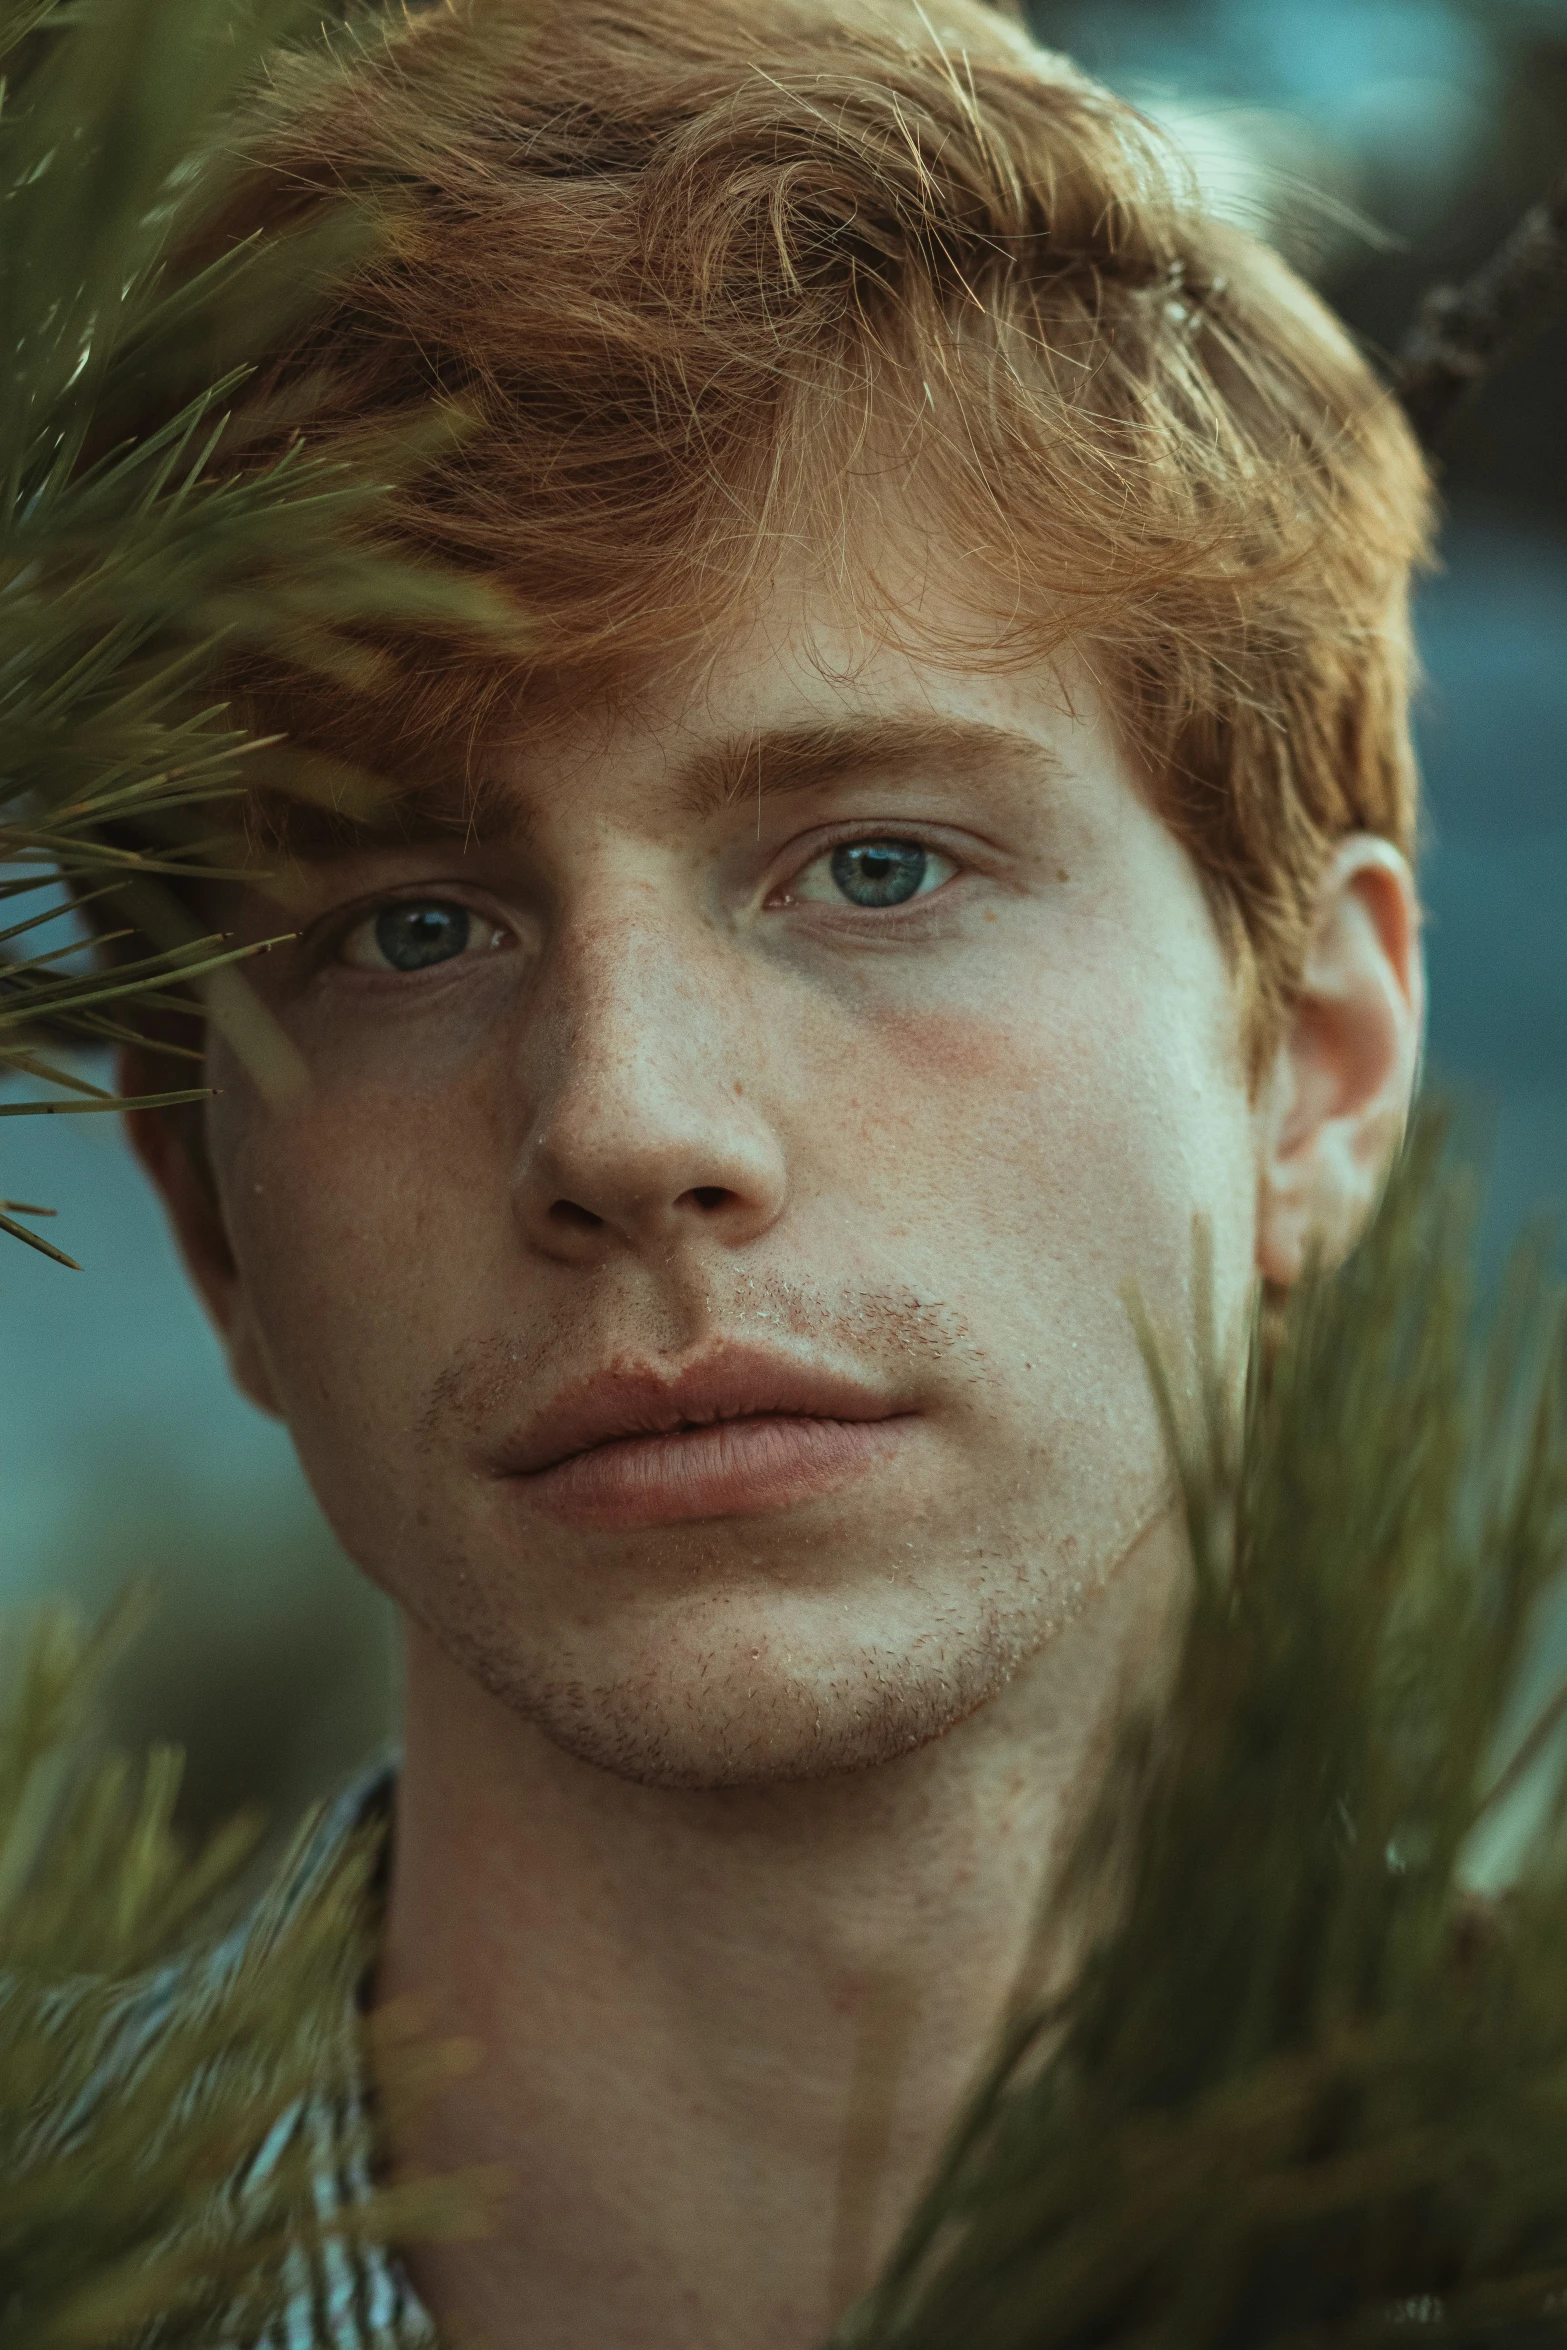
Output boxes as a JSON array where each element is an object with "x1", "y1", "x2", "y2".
[{"x1": 195, "y1": 0, "x2": 1431, "y2": 1059}]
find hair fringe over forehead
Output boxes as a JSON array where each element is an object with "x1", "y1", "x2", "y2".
[{"x1": 206, "y1": 0, "x2": 1433, "y2": 1061}]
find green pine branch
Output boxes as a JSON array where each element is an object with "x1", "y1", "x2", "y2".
[
  {"x1": 0, "y1": 0, "x2": 517, "y2": 1256},
  {"x1": 836, "y1": 1111, "x2": 1567, "y2": 2348},
  {"x1": 0, "y1": 1588, "x2": 491, "y2": 2344}
]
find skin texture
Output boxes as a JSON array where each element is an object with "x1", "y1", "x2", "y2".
[{"x1": 134, "y1": 564, "x2": 1424, "y2": 2348}]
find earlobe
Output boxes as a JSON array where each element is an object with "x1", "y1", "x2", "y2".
[
  {"x1": 1255, "y1": 836, "x2": 1425, "y2": 1287},
  {"x1": 123, "y1": 1073, "x2": 283, "y2": 1419}
]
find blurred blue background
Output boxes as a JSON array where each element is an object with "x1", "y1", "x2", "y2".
[{"x1": 3, "y1": 0, "x2": 1566, "y2": 1829}]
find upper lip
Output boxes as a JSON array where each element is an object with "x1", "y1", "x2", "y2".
[{"x1": 495, "y1": 1344, "x2": 908, "y2": 1478}]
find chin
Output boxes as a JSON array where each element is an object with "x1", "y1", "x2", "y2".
[{"x1": 424, "y1": 1596, "x2": 1041, "y2": 1790}]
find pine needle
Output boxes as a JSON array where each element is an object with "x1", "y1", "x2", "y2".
[
  {"x1": 0, "y1": 1591, "x2": 492, "y2": 2340},
  {"x1": 0, "y1": 0, "x2": 517, "y2": 1254},
  {"x1": 841, "y1": 1107, "x2": 1567, "y2": 2349}
]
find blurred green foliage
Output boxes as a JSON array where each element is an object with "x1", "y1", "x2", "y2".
[
  {"x1": 35, "y1": 1459, "x2": 395, "y2": 1850},
  {"x1": 0, "y1": 1590, "x2": 478, "y2": 2342},
  {"x1": 0, "y1": 0, "x2": 517, "y2": 1831},
  {"x1": 838, "y1": 1116, "x2": 1567, "y2": 2345},
  {"x1": 0, "y1": 0, "x2": 510, "y2": 1262}
]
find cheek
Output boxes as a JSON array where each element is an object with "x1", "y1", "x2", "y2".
[
  {"x1": 807, "y1": 922, "x2": 1257, "y2": 1350},
  {"x1": 207, "y1": 1060, "x2": 497, "y2": 1439}
]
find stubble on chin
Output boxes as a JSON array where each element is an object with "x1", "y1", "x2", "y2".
[
  {"x1": 378, "y1": 1269, "x2": 1137, "y2": 1790},
  {"x1": 404, "y1": 1567, "x2": 1056, "y2": 1789}
]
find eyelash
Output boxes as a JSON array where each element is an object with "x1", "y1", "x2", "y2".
[
  {"x1": 321, "y1": 829, "x2": 969, "y2": 981},
  {"x1": 328, "y1": 892, "x2": 508, "y2": 978},
  {"x1": 769, "y1": 830, "x2": 964, "y2": 913}
]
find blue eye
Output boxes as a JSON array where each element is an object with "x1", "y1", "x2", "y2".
[
  {"x1": 339, "y1": 900, "x2": 503, "y2": 974},
  {"x1": 829, "y1": 841, "x2": 932, "y2": 907},
  {"x1": 783, "y1": 838, "x2": 957, "y2": 911},
  {"x1": 374, "y1": 903, "x2": 473, "y2": 970}
]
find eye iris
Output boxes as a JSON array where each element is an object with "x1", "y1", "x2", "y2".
[
  {"x1": 830, "y1": 841, "x2": 928, "y2": 908},
  {"x1": 374, "y1": 903, "x2": 472, "y2": 971}
]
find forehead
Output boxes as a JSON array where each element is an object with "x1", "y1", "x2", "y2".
[
  {"x1": 253, "y1": 568, "x2": 1112, "y2": 866},
  {"x1": 484, "y1": 609, "x2": 1087, "y2": 833}
]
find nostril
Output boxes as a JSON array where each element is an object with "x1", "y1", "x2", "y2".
[
  {"x1": 686, "y1": 1186, "x2": 731, "y2": 1212},
  {"x1": 549, "y1": 1198, "x2": 604, "y2": 1231}
]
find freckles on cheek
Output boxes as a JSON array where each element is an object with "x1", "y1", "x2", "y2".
[
  {"x1": 815, "y1": 1001, "x2": 1037, "y2": 1203},
  {"x1": 844, "y1": 981, "x2": 1135, "y2": 1132},
  {"x1": 846, "y1": 998, "x2": 1041, "y2": 1094},
  {"x1": 841, "y1": 966, "x2": 1243, "y2": 1255},
  {"x1": 221, "y1": 1085, "x2": 477, "y2": 1325},
  {"x1": 829, "y1": 996, "x2": 1118, "y2": 1271}
]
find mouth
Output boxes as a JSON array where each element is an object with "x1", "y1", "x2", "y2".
[{"x1": 493, "y1": 1345, "x2": 917, "y2": 1530}]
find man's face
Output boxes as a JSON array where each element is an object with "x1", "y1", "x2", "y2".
[{"x1": 198, "y1": 581, "x2": 1263, "y2": 1788}]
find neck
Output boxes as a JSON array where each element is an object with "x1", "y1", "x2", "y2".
[{"x1": 376, "y1": 1532, "x2": 1175, "y2": 2350}]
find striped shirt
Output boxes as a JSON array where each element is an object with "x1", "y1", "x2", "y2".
[
  {"x1": 259, "y1": 1758, "x2": 437, "y2": 2346},
  {"x1": 20, "y1": 1755, "x2": 438, "y2": 2348}
]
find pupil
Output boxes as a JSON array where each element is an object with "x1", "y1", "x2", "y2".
[
  {"x1": 375, "y1": 903, "x2": 472, "y2": 971},
  {"x1": 830, "y1": 840, "x2": 927, "y2": 908}
]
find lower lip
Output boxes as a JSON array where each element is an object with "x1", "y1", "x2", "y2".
[{"x1": 510, "y1": 1413, "x2": 914, "y2": 1530}]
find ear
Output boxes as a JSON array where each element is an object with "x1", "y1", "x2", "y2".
[
  {"x1": 122, "y1": 1055, "x2": 282, "y2": 1418},
  {"x1": 1254, "y1": 836, "x2": 1425, "y2": 1286}
]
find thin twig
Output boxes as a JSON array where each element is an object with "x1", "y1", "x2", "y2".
[{"x1": 1398, "y1": 162, "x2": 1567, "y2": 448}]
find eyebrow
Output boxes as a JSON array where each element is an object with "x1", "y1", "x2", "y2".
[
  {"x1": 676, "y1": 717, "x2": 1056, "y2": 819},
  {"x1": 250, "y1": 715, "x2": 1056, "y2": 866},
  {"x1": 247, "y1": 768, "x2": 526, "y2": 864}
]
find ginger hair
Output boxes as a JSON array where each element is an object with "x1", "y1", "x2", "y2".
[{"x1": 191, "y1": 0, "x2": 1431, "y2": 1062}]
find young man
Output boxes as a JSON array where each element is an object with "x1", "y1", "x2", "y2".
[{"x1": 126, "y1": 0, "x2": 1430, "y2": 2339}]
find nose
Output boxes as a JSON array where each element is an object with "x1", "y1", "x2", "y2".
[{"x1": 513, "y1": 909, "x2": 789, "y2": 1264}]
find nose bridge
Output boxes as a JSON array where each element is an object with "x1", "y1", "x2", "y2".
[
  {"x1": 556, "y1": 891, "x2": 727, "y2": 1107},
  {"x1": 519, "y1": 890, "x2": 784, "y2": 1251}
]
